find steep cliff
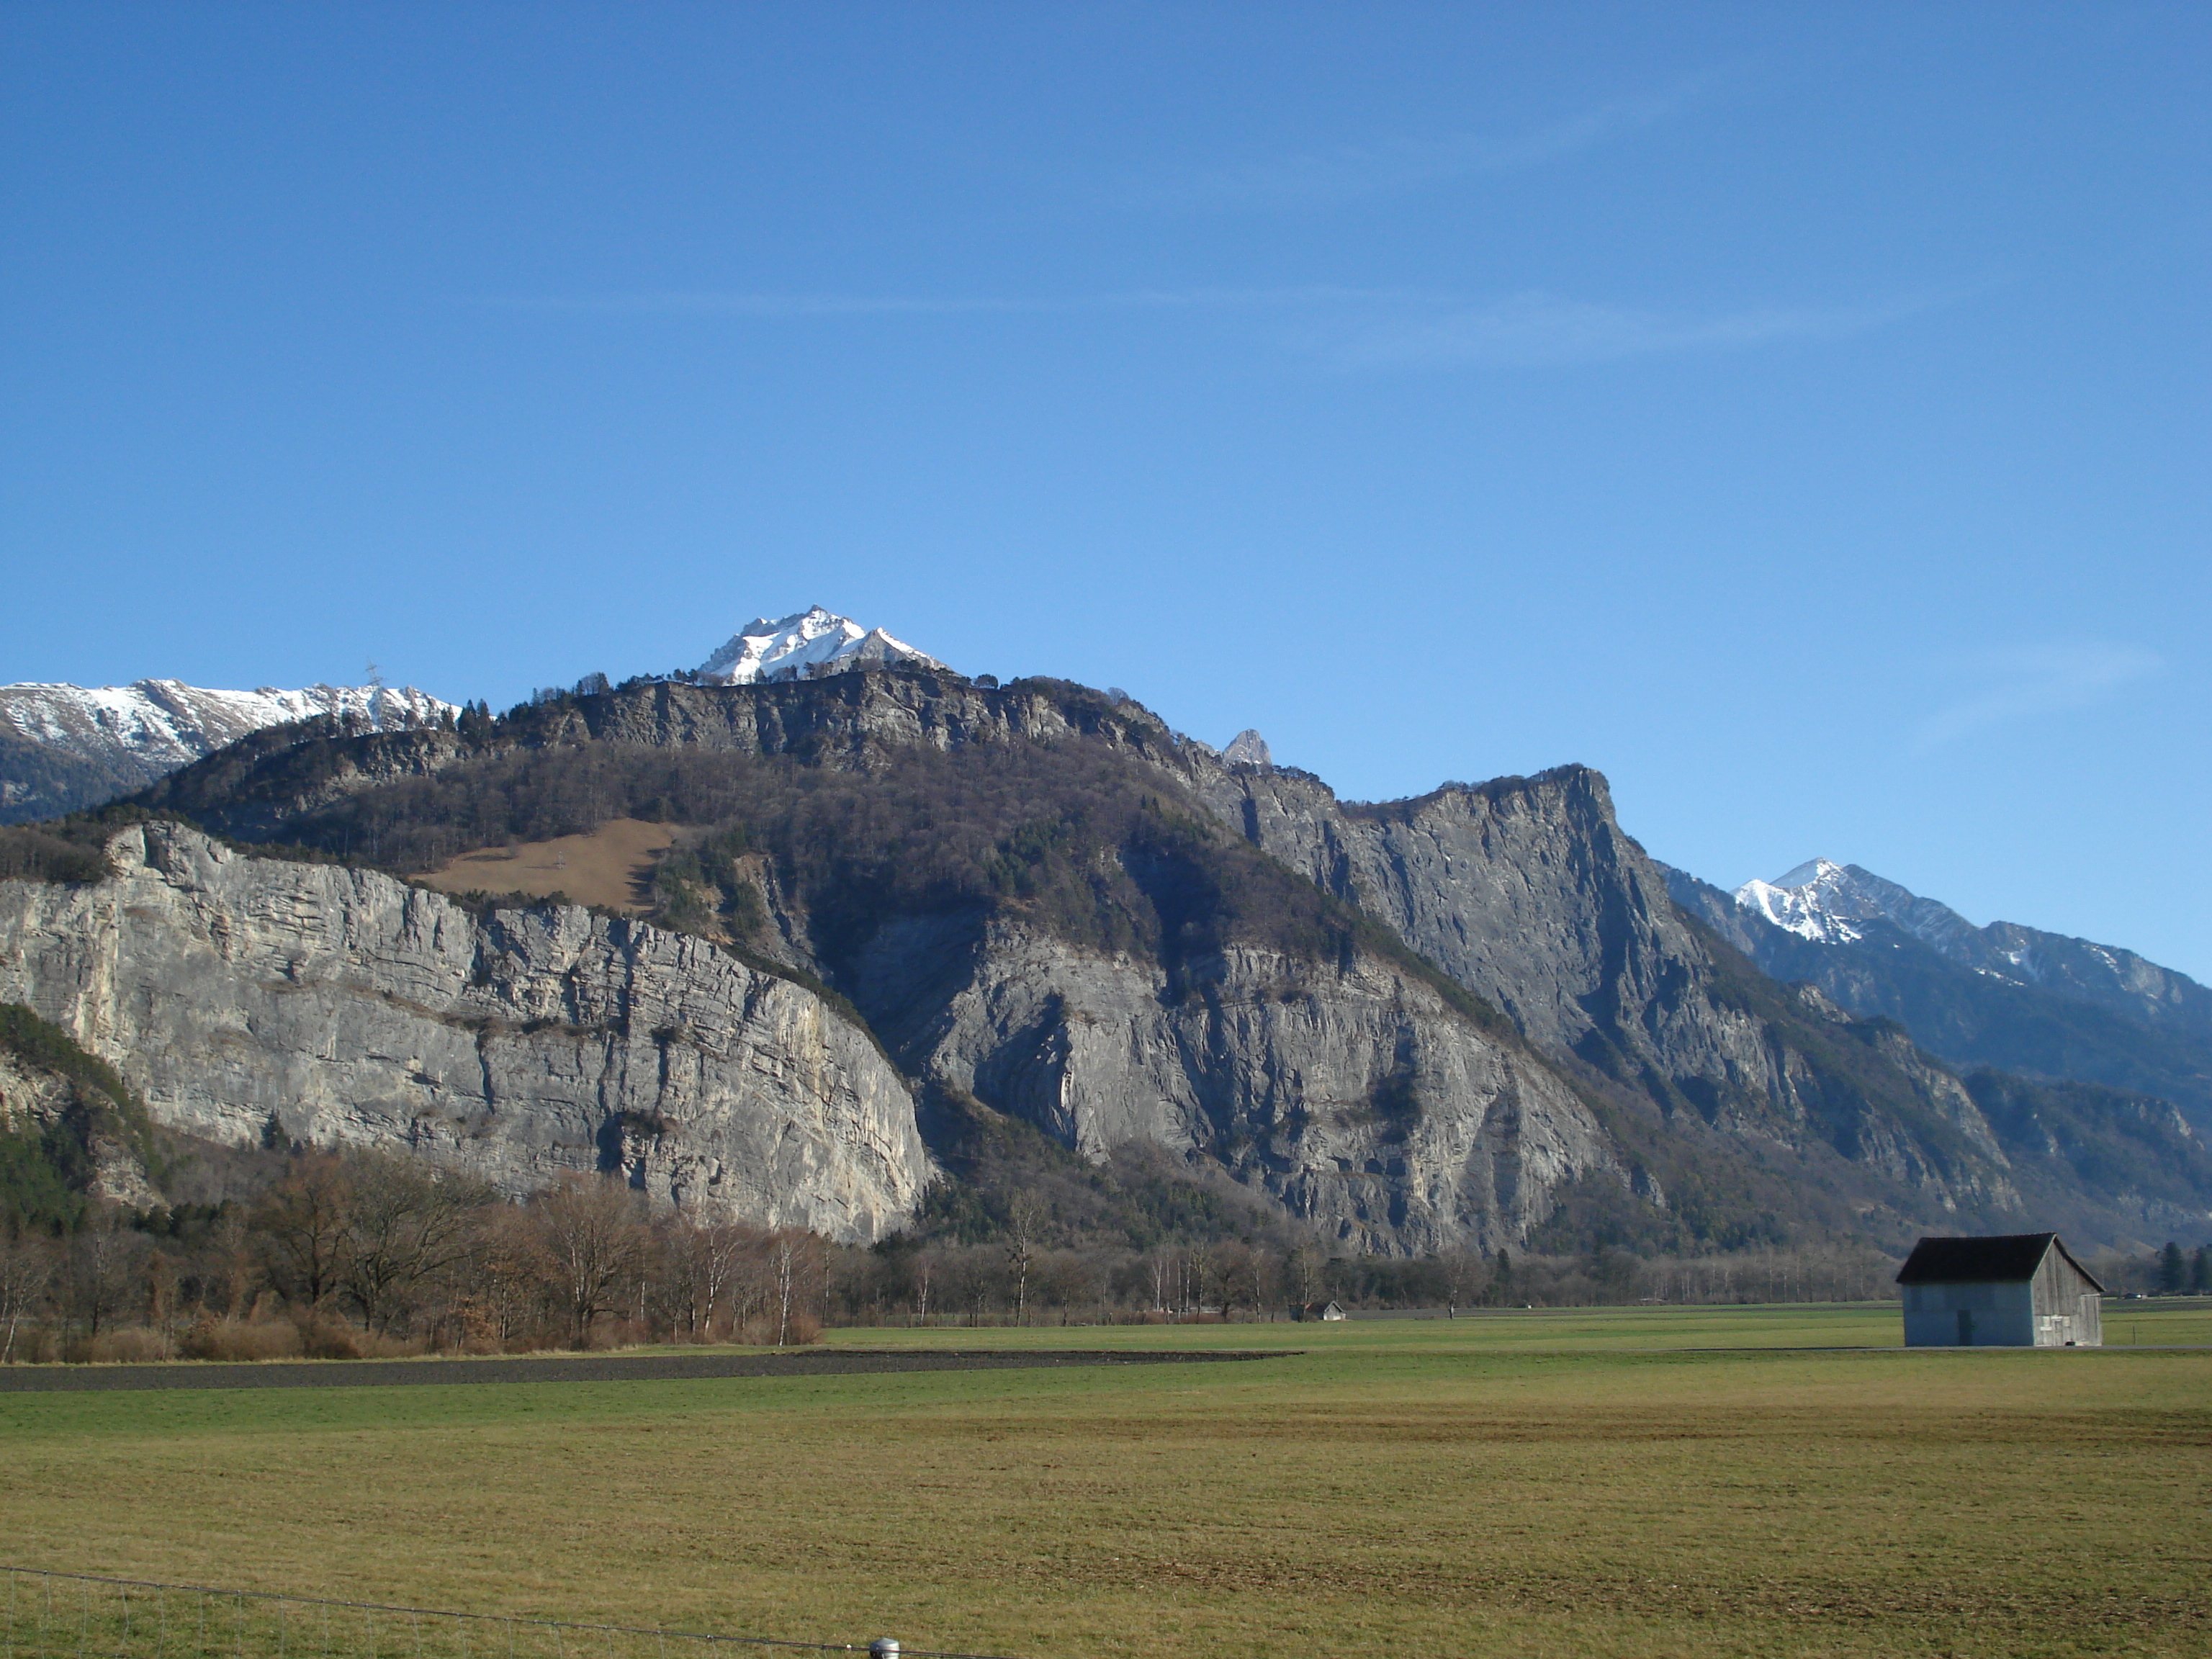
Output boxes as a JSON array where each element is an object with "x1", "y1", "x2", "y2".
[
  {"x1": 47, "y1": 667, "x2": 2203, "y2": 1250},
  {"x1": 0, "y1": 824, "x2": 929, "y2": 1241},
  {"x1": 1179, "y1": 763, "x2": 2043, "y2": 1217},
  {"x1": 847, "y1": 916, "x2": 1617, "y2": 1254}
]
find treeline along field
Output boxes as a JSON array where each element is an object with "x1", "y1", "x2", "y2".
[{"x1": 1, "y1": 1135, "x2": 1916, "y2": 1367}]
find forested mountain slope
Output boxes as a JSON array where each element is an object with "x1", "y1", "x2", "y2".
[{"x1": 6, "y1": 667, "x2": 2203, "y2": 1250}]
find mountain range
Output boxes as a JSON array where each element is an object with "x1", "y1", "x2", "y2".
[
  {"x1": 0, "y1": 608, "x2": 935, "y2": 824},
  {"x1": 0, "y1": 677, "x2": 454, "y2": 824},
  {"x1": 1, "y1": 611, "x2": 2206, "y2": 1255},
  {"x1": 1667, "y1": 858, "x2": 2212, "y2": 1141}
]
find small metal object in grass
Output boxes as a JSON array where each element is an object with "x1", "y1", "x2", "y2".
[{"x1": 868, "y1": 1642, "x2": 899, "y2": 1657}]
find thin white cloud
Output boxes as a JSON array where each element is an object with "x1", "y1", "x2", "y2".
[
  {"x1": 1146, "y1": 75, "x2": 1720, "y2": 210},
  {"x1": 1326, "y1": 290, "x2": 1947, "y2": 369},
  {"x1": 481, "y1": 284, "x2": 1429, "y2": 318},
  {"x1": 1912, "y1": 644, "x2": 2164, "y2": 752},
  {"x1": 482, "y1": 281, "x2": 1964, "y2": 372}
]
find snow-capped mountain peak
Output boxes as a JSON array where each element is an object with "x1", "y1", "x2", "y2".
[
  {"x1": 1735, "y1": 860, "x2": 1865, "y2": 943},
  {"x1": 1719, "y1": 855, "x2": 2212, "y2": 1055},
  {"x1": 696, "y1": 606, "x2": 945, "y2": 684},
  {"x1": 1770, "y1": 858, "x2": 1839, "y2": 891},
  {"x1": 1733, "y1": 858, "x2": 1979, "y2": 953}
]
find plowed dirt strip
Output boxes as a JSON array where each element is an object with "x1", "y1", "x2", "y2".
[{"x1": 0, "y1": 1348, "x2": 1293, "y2": 1392}]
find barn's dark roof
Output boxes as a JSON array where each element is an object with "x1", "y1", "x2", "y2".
[{"x1": 1895, "y1": 1233, "x2": 2104, "y2": 1291}]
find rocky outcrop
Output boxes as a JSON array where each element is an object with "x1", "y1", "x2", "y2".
[
  {"x1": 844, "y1": 914, "x2": 1618, "y2": 1253},
  {"x1": 0, "y1": 1045, "x2": 161, "y2": 1210},
  {"x1": 0, "y1": 825, "x2": 928, "y2": 1241},
  {"x1": 1174, "y1": 762, "x2": 2054, "y2": 1219},
  {"x1": 0, "y1": 822, "x2": 1623, "y2": 1253}
]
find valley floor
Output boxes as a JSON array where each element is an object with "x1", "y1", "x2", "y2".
[{"x1": 3, "y1": 1303, "x2": 2206, "y2": 1659}]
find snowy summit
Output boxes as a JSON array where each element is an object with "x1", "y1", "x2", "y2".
[
  {"x1": 1733, "y1": 858, "x2": 1979, "y2": 954},
  {"x1": 1735, "y1": 859, "x2": 1866, "y2": 943},
  {"x1": 697, "y1": 606, "x2": 944, "y2": 684},
  {"x1": 0, "y1": 678, "x2": 454, "y2": 775}
]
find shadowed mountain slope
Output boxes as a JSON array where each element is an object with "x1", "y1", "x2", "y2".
[{"x1": 1666, "y1": 865, "x2": 2212, "y2": 1139}]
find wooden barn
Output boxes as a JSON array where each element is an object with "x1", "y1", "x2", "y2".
[
  {"x1": 1295, "y1": 1300, "x2": 1346, "y2": 1322},
  {"x1": 1896, "y1": 1233, "x2": 2104, "y2": 1347}
]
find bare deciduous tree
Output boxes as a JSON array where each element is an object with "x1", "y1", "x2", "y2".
[
  {"x1": 253, "y1": 1152, "x2": 353, "y2": 1309},
  {"x1": 1215, "y1": 1241, "x2": 1261, "y2": 1321},
  {"x1": 339, "y1": 1154, "x2": 480, "y2": 1334},
  {"x1": 63, "y1": 1211, "x2": 146, "y2": 1338},
  {"x1": 0, "y1": 1234, "x2": 53, "y2": 1362},
  {"x1": 912, "y1": 1248, "x2": 935, "y2": 1323},
  {"x1": 1005, "y1": 1193, "x2": 1040, "y2": 1326},
  {"x1": 528, "y1": 1175, "x2": 648, "y2": 1348},
  {"x1": 770, "y1": 1228, "x2": 804, "y2": 1346}
]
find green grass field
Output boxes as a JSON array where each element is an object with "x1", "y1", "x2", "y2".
[{"x1": 3, "y1": 1302, "x2": 2206, "y2": 1659}]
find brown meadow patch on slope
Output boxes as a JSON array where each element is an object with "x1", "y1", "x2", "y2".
[{"x1": 413, "y1": 817, "x2": 678, "y2": 912}]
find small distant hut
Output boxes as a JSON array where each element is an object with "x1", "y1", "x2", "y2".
[
  {"x1": 1295, "y1": 1300, "x2": 1346, "y2": 1322},
  {"x1": 1895, "y1": 1233, "x2": 2104, "y2": 1348}
]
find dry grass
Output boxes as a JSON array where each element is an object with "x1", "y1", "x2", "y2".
[
  {"x1": 2, "y1": 1304, "x2": 2206, "y2": 1658},
  {"x1": 413, "y1": 818, "x2": 678, "y2": 912}
]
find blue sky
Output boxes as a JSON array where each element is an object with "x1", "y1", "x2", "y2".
[{"x1": 4, "y1": 4, "x2": 2208, "y2": 976}]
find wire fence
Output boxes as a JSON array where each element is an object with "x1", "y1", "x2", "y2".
[{"x1": 0, "y1": 1570, "x2": 1010, "y2": 1659}]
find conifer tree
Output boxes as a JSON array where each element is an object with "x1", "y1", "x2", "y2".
[{"x1": 2157, "y1": 1241, "x2": 2186, "y2": 1293}]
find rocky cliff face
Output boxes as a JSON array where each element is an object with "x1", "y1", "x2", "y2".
[
  {"x1": 0, "y1": 1046, "x2": 161, "y2": 1210},
  {"x1": 1177, "y1": 762, "x2": 2019, "y2": 1195},
  {"x1": 81, "y1": 669, "x2": 2202, "y2": 1249},
  {"x1": 843, "y1": 914, "x2": 1618, "y2": 1254},
  {"x1": 0, "y1": 820, "x2": 1624, "y2": 1252},
  {"x1": 0, "y1": 824, "x2": 929, "y2": 1241}
]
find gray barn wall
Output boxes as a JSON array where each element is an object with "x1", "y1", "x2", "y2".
[
  {"x1": 1900, "y1": 1247, "x2": 2103, "y2": 1347},
  {"x1": 2030, "y1": 1249, "x2": 2103, "y2": 1346},
  {"x1": 1902, "y1": 1281, "x2": 2036, "y2": 1346}
]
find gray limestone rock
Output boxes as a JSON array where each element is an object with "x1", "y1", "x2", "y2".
[
  {"x1": 1221, "y1": 729, "x2": 1271, "y2": 768},
  {"x1": 848, "y1": 917, "x2": 1618, "y2": 1253},
  {"x1": 0, "y1": 824, "x2": 929, "y2": 1241}
]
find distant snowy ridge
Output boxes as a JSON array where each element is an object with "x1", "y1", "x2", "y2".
[
  {"x1": 1731, "y1": 857, "x2": 2211, "y2": 1033},
  {"x1": 0, "y1": 678, "x2": 458, "y2": 821},
  {"x1": 698, "y1": 606, "x2": 944, "y2": 684}
]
